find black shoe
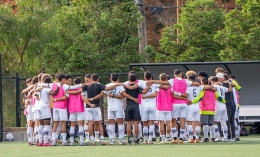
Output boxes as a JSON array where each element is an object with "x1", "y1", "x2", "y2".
[
  {"x1": 203, "y1": 138, "x2": 209, "y2": 142},
  {"x1": 159, "y1": 137, "x2": 162, "y2": 141},
  {"x1": 152, "y1": 137, "x2": 156, "y2": 141},
  {"x1": 193, "y1": 136, "x2": 196, "y2": 140},
  {"x1": 128, "y1": 140, "x2": 131, "y2": 145},
  {"x1": 139, "y1": 137, "x2": 143, "y2": 142},
  {"x1": 236, "y1": 138, "x2": 240, "y2": 141}
]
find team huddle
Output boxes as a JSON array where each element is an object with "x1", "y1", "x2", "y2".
[{"x1": 22, "y1": 67, "x2": 241, "y2": 146}]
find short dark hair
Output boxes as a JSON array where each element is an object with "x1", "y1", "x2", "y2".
[
  {"x1": 144, "y1": 71, "x2": 152, "y2": 80},
  {"x1": 26, "y1": 78, "x2": 32, "y2": 83},
  {"x1": 129, "y1": 73, "x2": 137, "y2": 82},
  {"x1": 229, "y1": 74, "x2": 236, "y2": 79},
  {"x1": 111, "y1": 73, "x2": 119, "y2": 81},
  {"x1": 85, "y1": 74, "x2": 91, "y2": 78},
  {"x1": 91, "y1": 73, "x2": 99, "y2": 81},
  {"x1": 58, "y1": 74, "x2": 66, "y2": 82},
  {"x1": 65, "y1": 75, "x2": 72, "y2": 80},
  {"x1": 210, "y1": 76, "x2": 218, "y2": 82},
  {"x1": 55, "y1": 72, "x2": 62, "y2": 79},
  {"x1": 202, "y1": 77, "x2": 209, "y2": 85},
  {"x1": 188, "y1": 75, "x2": 195, "y2": 81},
  {"x1": 74, "y1": 77, "x2": 82, "y2": 84},
  {"x1": 166, "y1": 75, "x2": 171, "y2": 80},
  {"x1": 198, "y1": 71, "x2": 208, "y2": 78},
  {"x1": 44, "y1": 77, "x2": 52, "y2": 83},
  {"x1": 128, "y1": 70, "x2": 136, "y2": 75},
  {"x1": 174, "y1": 69, "x2": 182, "y2": 75},
  {"x1": 32, "y1": 76, "x2": 38, "y2": 84},
  {"x1": 224, "y1": 74, "x2": 229, "y2": 80}
]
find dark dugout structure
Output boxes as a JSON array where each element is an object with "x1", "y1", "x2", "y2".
[{"x1": 129, "y1": 61, "x2": 260, "y2": 124}]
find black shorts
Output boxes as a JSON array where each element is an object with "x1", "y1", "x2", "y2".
[
  {"x1": 125, "y1": 108, "x2": 141, "y2": 121},
  {"x1": 200, "y1": 114, "x2": 214, "y2": 126}
]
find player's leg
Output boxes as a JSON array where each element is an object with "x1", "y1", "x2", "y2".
[
  {"x1": 178, "y1": 105, "x2": 187, "y2": 143},
  {"x1": 142, "y1": 107, "x2": 149, "y2": 144},
  {"x1": 38, "y1": 119, "x2": 44, "y2": 146},
  {"x1": 94, "y1": 108, "x2": 105, "y2": 145},
  {"x1": 148, "y1": 107, "x2": 156, "y2": 144},
  {"x1": 194, "y1": 111, "x2": 201, "y2": 143},
  {"x1": 201, "y1": 114, "x2": 209, "y2": 142},
  {"x1": 43, "y1": 118, "x2": 51, "y2": 146},
  {"x1": 116, "y1": 110, "x2": 125, "y2": 144},
  {"x1": 77, "y1": 112, "x2": 85, "y2": 146},
  {"x1": 69, "y1": 113, "x2": 76, "y2": 145},
  {"x1": 133, "y1": 106, "x2": 141, "y2": 144},
  {"x1": 221, "y1": 110, "x2": 229, "y2": 141},
  {"x1": 108, "y1": 111, "x2": 116, "y2": 144},
  {"x1": 214, "y1": 110, "x2": 221, "y2": 141},
  {"x1": 186, "y1": 110, "x2": 194, "y2": 143},
  {"x1": 58, "y1": 109, "x2": 68, "y2": 146},
  {"x1": 170, "y1": 104, "x2": 180, "y2": 143},
  {"x1": 209, "y1": 115, "x2": 215, "y2": 142},
  {"x1": 84, "y1": 121, "x2": 89, "y2": 142},
  {"x1": 125, "y1": 109, "x2": 133, "y2": 145}
]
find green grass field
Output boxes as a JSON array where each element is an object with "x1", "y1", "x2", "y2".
[{"x1": 1, "y1": 135, "x2": 260, "y2": 157}]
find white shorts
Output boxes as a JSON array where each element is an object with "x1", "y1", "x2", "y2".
[
  {"x1": 85, "y1": 108, "x2": 102, "y2": 121},
  {"x1": 53, "y1": 108, "x2": 68, "y2": 121},
  {"x1": 108, "y1": 110, "x2": 124, "y2": 120},
  {"x1": 214, "y1": 110, "x2": 228, "y2": 121},
  {"x1": 172, "y1": 104, "x2": 187, "y2": 119},
  {"x1": 157, "y1": 111, "x2": 171, "y2": 121},
  {"x1": 141, "y1": 107, "x2": 157, "y2": 121},
  {"x1": 36, "y1": 107, "x2": 52, "y2": 120},
  {"x1": 186, "y1": 110, "x2": 200, "y2": 122},
  {"x1": 33, "y1": 111, "x2": 38, "y2": 120},
  {"x1": 69, "y1": 112, "x2": 85, "y2": 121},
  {"x1": 26, "y1": 105, "x2": 35, "y2": 122}
]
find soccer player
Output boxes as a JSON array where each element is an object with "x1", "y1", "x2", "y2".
[
  {"x1": 67, "y1": 77, "x2": 86, "y2": 146},
  {"x1": 190, "y1": 77, "x2": 226, "y2": 142},
  {"x1": 34, "y1": 75, "x2": 60, "y2": 146},
  {"x1": 223, "y1": 74, "x2": 236, "y2": 142},
  {"x1": 123, "y1": 73, "x2": 151, "y2": 145},
  {"x1": 156, "y1": 73, "x2": 172, "y2": 143},
  {"x1": 147, "y1": 69, "x2": 200, "y2": 144},
  {"x1": 211, "y1": 74, "x2": 232, "y2": 142},
  {"x1": 83, "y1": 74, "x2": 92, "y2": 142},
  {"x1": 67, "y1": 73, "x2": 122, "y2": 145}
]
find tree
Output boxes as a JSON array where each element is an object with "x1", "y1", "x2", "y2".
[
  {"x1": 42, "y1": 0, "x2": 144, "y2": 74},
  {"x1": 155, "y1": 0, "x2": 225, "y2": 63},
  {"x1": 214, "y1": 0, "x2": 260, "y2": 61}
]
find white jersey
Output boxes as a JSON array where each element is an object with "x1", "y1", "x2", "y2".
[
  {"x1": 187, "y1": 85, "x2": 204, "y2": 111},
  {"x1": 37, "y1": 88, "x2": 51, "y2": 108},
  {"x1": 40, "y1": 83, "x2": 81, "y2": 97},
  {"x1": 103, "y1": 83, "x2": 125, "y2": 111},
  {"x1": 32, "y1": 83, "x2": 42, "y2": 111},
  {"x1": 214, "y1": 85, "x2": 228, "y2": 110},
  {"x1": 232, "y1": 87, "x2": 238, "y2": 110},
  {"x1": 138, "y1": 81, "x2": 160, "y2": 108}
]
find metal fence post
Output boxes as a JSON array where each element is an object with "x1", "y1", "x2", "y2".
[
  {"x1": 0, "y1": 55, "x2": 3, "y2": 141},
  {"x1": 15, "y1": 73, "x2": 21, "y2": 127}
]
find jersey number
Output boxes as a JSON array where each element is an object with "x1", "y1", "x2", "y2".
[{"x1": 193, "y1": 89, "x2": 197, "y2": 97}]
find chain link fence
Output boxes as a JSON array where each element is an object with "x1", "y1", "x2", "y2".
[{"x1": 1, "y1": 72, "x2": 144, "y2": 127}]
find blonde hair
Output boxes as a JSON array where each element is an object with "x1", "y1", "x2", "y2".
[
  {"x1": 159, "y1": 73, "x2": 167, "y2": 81},
  {"x1": 186, "y1": 70, "x2": 197, "y2": 77},
  {"x1": 215, "y1": 67, "x2": 224, "y2": 74},
  {"x1": 41, "y1": 74, "x2": 52, "y2": 82}
]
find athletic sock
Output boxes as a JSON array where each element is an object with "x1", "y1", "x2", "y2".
[
  {"x1": 27, "y1": 127, "x2": 33, "y2": 143},
  {"x1": 171, "y1": 127, "x2": 177, "y2": 139},
  {"x1": 78, "y1": 126, "x2": 84, "y2": 143},
  {"x1": 195, "y1": 126, "x2": 200, "y2": 139},
  {"x1": 203, "y1": 125, "x2": 209, "y2": 139},
  {"x1": 118, "y1": 124, "x2": 124, "y2": 142},
  {"x1": 112, "y1": 124, "x2": 116, "y2": 139},
  {"x1": 108, "y1": 124, "x2": 114, "y2": 142},
  {"x1": 234, "y1": 120, "x2": 239, "y2": 138},
  {"x1": 143, "y1": 126, "x2": 148, "y2": 142},
  {"x1": 214, "y1": 125, "x2": 220, "y2": 138},
  {"x1": 44, "y1": 125, "x2": 50, "y2": 144},
  {"x1": 90, "y1": 136, "x2": 95, "y2": 143},
  {"x1": 100, "y1": 136, "x2": 105, "y2": 142},
  {"x1": 38, "y1": 125, "x2": 44, "y2": 143},
  {"x1": 166, "y1": 134, "x2": 171, "y2": 141},
  {"x1": 34, "y1": 126, "x2": 39, "y2": 142},
  {"x1": 85, "y1": 131, "x2": 89, "y2": 140},
  {"x1": 52, "y1": 132, "x2": 57, "y2": 143},
  {"x1": 70, "y1": 127, "x2": 75, "y2": 143},
  {"x1": 94, "y1": 131, "x2": 99, "y2": 140},
  {"x1": 138, "y1": 123, "x2": 142, "y2": 138},
  {"x1": 161, "y1": 135, "x2": 165, "y2": 141},
  {"x1": 149, "y1": 125, "x2": 154, "y2": 142},
  {"x1": 210, "y1": 125, "x2": 215, "y2": 139},
  {"x1": 179, "y1": 129, "x2": 185, "y2": 140},
  {"x1": 61, "y1": 133, "x2": 67, "y2": 143},
  {"x1": 187, "y1": 125, "x2": 193, "y2": 140},
  {"x1": 56, "y1": 122, "x2": 61, "y2": 140},
  {"x1": 221, "y1": 121, "x2": 228, "y2": 139}
]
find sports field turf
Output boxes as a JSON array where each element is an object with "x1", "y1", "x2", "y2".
[{"x1": 1, "y1": 135, "x2": 260, "y2": 157}]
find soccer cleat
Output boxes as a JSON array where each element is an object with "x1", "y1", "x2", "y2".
[
  {"x1": 143, "y1": 141, "x2": 148, "y2": 144},
  {"x1": 231, "y1": 138, "x2": 236, "y2": 142},
  {"x1": 28, "y1": 142, "x2": 34, "y2": 145},
  {"x1": 182, "y1": 137, "x2": 188, "y2": 141},
  {"x1": 91, "y1": 142, "x2": 96, "y2": 146},
  {"x1": 43, "y1": 143, "x2": 52, "y2": 146},
  {"x1": 109, "y1": 142, "x2": 114, "y2": 145},
  {"x1": 148, "y1": 141, "x2": 153, "y2": 144},
  {"x1": 95, "y1": 138, "x2": 100, "y2": 143},
  {"x1": 209, "y1": 138, "x2": 215, "y2": 142},
  {"x1": 139, "y1": 137, "x2": 143, "y2": 142},
  {"x1": 85, "y1": 138, "x2": 90, "y2": 143},
  {"x1": 160, "y1": 141, "x2": 166, "y2": 144},
  {"x1": 62, "y1": 142, "x2": 69, "y2": 146},
  {"x1": 236, "y1": 138, "x2": 240, "y2": 141},
  {"x1": 203, "y1": 138, "x2": 209, "y2": 142},
  {"x1": 56, "y1": 139, "x2": 62, "y2": 144},
  {"x1": 178, "y1": 140, "x2": 183, "y2": 144},
  {"x1": 170, "y1": 140, "x2": 178, "y2": 144},
  {"x1": 118, "y1": 141, "x2": 126, "y2": 145},
  {"x1": 127, "y1": 140, "x2": 131, "y2": 145},
  {"x1": 195, "y1": 139, "x2": 200, "y2": 143},
  {"x1": 80, "y1": 142, "x2": 88, "y2": 146},
  {"x1": 51, "y1": 142, "x2": 57, "y2": 146},
  {"x1": 112, "y1": 138, "x2": 116, "y2": 142},
  {"x1": 188, "y1": 139, "x2": 194, "y2": 143},
  {"x1": 70, "y1": 142, "x2": 74, "y2": 146},
  {"x1": 215, "y1": 137, "x2": 222, "y2": 142},
  {"x1": 222, "y1": 138, "x2": 229, "y2": 142},
  {"x1": 152, "y1": 137, "x2": 156, "y2": 141},
  {"x1": 37, "y1": 143, "x2": 43, "y2": 147},
  {"x1": 135, "y1": 141, "x2": 140, "y2": 145},
  {"x1": 101, "y1": 141, "x2": 106, "y2": 145}
]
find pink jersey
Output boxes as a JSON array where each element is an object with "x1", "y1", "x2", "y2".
[
  {"x1": 157, "y1": 88, "x2": 173, "y2": 111},
  {"x1": 173, "y1": 78, "x2": 188, "y2": 104},
  {"x1": 52, "y1": 84, "x2": 67, "y2": 109},
  {"x1": 68, "y1": 88, "x2": 84, "y2": 113},
  {"x1": 200, "y1": 90, "x2": 216, "y2": 115}
]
